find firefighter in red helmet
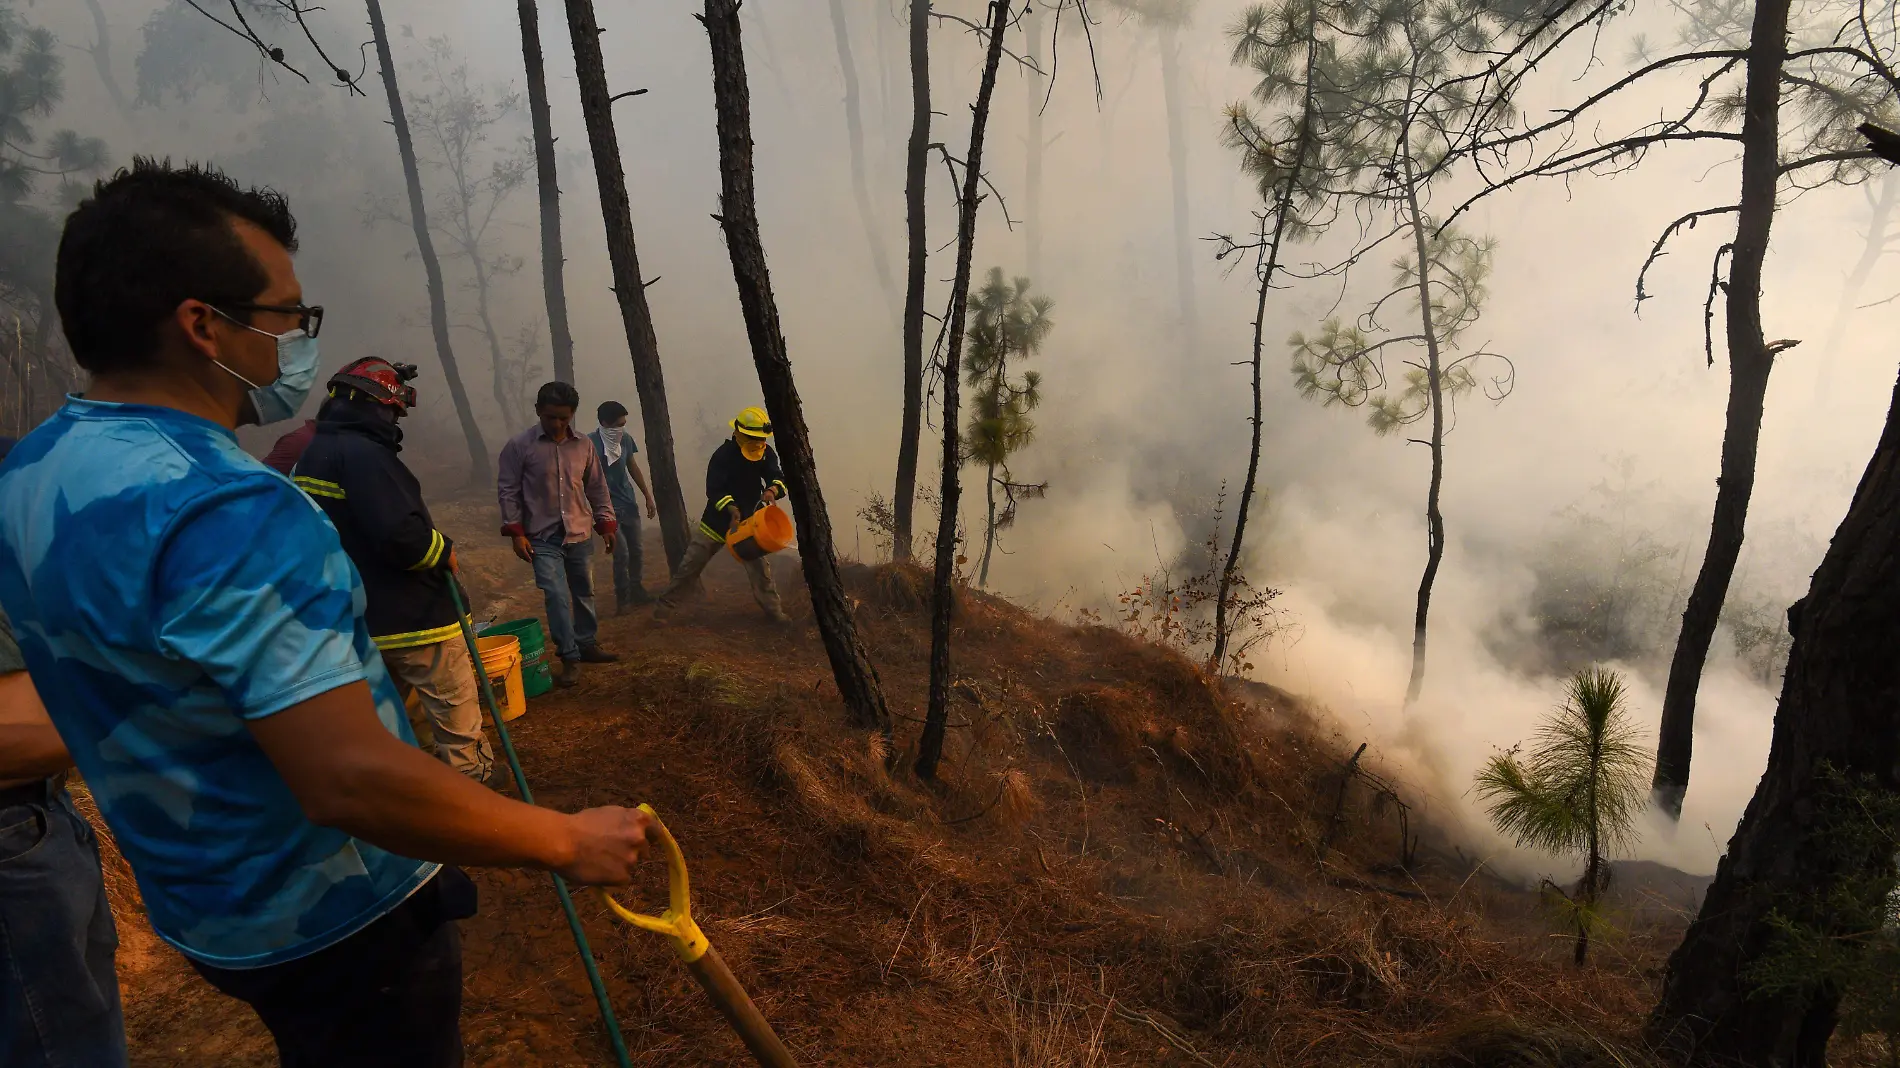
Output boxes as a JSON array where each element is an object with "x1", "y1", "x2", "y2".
[{"x1": 291, "y1": 358, "x2": 497, "y2": 783}]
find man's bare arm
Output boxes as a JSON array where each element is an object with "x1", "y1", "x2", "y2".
[
  {"x1": 0, "y1": 670, "x2": 72, "y2": 783},
  {"x1": 247, "y1": 681, "x2": 650, "y2": 885}
]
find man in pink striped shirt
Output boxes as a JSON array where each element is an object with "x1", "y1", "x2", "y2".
[{"x1": 496, "y1": 382, "x2": 619, "y2": 685}]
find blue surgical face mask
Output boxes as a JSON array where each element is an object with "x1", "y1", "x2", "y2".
[{"x1": 210, "y1": 311, "x2": 321, "y2": 425}]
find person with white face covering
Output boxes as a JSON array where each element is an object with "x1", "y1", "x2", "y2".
[
  {"x1": 589, "y1": 401, "x2": 658, "y2": 613},
  {"x1": 0, "y1": 159, "x2": 653, "y2": 1066}
]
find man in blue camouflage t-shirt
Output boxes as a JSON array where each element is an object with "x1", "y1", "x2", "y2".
[{"x1": 0, "y1": 159, "x2": 654, "y2": 1066}]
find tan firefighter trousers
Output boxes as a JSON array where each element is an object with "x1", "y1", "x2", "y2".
[
  {"x1": 382, "y1": 638, "x2": 496, "y2": 781},
  {"x1": 658, "y1": 530, "x2": 783, "y2": 617}
]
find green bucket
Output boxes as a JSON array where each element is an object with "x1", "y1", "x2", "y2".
[{"x1": 484, "y1": 618, "x2": 554, "y2": 698}]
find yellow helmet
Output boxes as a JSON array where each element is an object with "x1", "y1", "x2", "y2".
[{"x1": 731, "y1": 406, "x2": 772, "y2": 439}]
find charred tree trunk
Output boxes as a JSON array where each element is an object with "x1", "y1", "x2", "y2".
[
  {"x1": 1212, "y1": 28, "x2": 1318, "y2": 676},
  {"x1": 1023, "y1": 0, "x2": 1046, "y2": 282},
  {"x1": 1814, "y1": 173, "x2": 1897, "y2": 403},
  {"x1": 517, "y1": 0, "x2": 575, "y2": 386},
  {"x1": 81, "y1": 0, "x2": 132, "y2": 118},
  {"x1": 366, "y1": 0, "x2": 490, "y2": 484},
  {"x1": 561, "y1": 0, "x2": 692, "y2": 570},
  {"x1": 701, "y1": 0, "x2": 893, "y2": 736},
  {"x1": 1653, "y1": 0, "x2": 1789, "y2": 820},
  {"x1": 1402, "y1": 167, "x2": 1445, "y2": 708},
  {"x1": 1157, "y1": 21, "x2": 1198, "y2": 360},
  {"x1": 917, "y1": 0, "x2": 1010, "y2": 782},
  {"x1": 828, "y1": 0, "x2": 899, "y2": 304},
  {"x1": 978, "y1": 462, "x2": 998, "y2": 587},
  {"x1": 1650, "y1": 319, "x2": 1900, "y2": 1066},
  {"x1": 893, "y1": 0, "x2": 931, "y2": 563}
]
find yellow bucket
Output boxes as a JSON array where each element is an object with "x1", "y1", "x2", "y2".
[{"x1": 477, "y1": 634, "x2": 527, "y2": 722}]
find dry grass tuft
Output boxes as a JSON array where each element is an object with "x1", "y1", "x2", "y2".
[
  {"x1": 867, "y1": 560, "x2": 935, "y2": 614},
  {"x1": 996, "y1": 768, "x2": 1037, "y2": 832}
]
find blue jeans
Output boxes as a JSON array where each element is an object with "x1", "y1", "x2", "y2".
[
  {"x1": 0, "y1": 782, "x2": 126, "y2": 1068},
  {"x1": 530, "y1": 536, "x2": 598, "y2": 660},
  {"x1": 609, "y1": 502, "x2": 647, "y2": 605}
]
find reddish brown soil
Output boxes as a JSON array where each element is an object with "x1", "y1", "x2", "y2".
[{"x1": 106, "y1": 495, "x2": 1682, "y2": 1067}]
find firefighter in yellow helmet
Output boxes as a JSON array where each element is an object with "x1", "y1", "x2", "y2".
[{"x1": 653, "y1": 406, "x2": 791, "y2": 622}]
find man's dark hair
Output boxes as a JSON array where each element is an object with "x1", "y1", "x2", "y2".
[
  {"x1": 597, "y1": 400, "x2": 628, "y2": 423},
  {"x1": 55, "y1": 158, "x2": 298, "y2": 375},
  {"x1": 537, "y1": 381, "x2": 580, "y2": 410}
]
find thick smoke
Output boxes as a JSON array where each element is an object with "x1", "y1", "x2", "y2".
[{"x1": 42, "y1": 0, "x2": 1900, "y2": 877}]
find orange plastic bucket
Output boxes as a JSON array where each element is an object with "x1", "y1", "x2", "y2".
[{"x1": 726, "y1": 504, "x2": 795, "y2": 561}]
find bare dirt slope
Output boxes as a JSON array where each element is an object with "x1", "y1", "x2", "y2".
[{"x1": 105, "y1": 495, "x2": 1678, "y2": 1066}]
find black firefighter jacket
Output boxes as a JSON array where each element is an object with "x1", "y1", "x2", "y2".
[
  {"x1": 697, "y1": 438, "x2": 789, "y2": 541},
  {"x1": 292, "y1": 399, "x2": 461, "y2": 651}
]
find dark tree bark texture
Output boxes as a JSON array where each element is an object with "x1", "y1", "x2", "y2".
[
  {"x1": 1653, "y1": 0, "x2": 1790, "y2": 820},
  {"x1": 916, "y1": 0, "x2": 1011, "y2": 781},
  {"x1": 700, "y1": 0, "x2": 893, "y2": 736},
  {"x1": 561, "y1": 0, "x2": 692, "y2": 570},
  {"x1": 893, "y1": 0, "x2": 931, "y2": 563},
  {"x1": 1651, "y1": 330, "x2": 1900, "y2": 1068},
  {"x1": 516, "y1": 0, "x2": 576, "y2": 386},
  {"x1": 366, "y1": 0, "x2": 490, "y2": 484}
]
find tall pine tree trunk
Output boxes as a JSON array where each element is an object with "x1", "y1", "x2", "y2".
[
  {"x1": 80, "y1": 0, "x2": 131, "y2": 118},
  {"x1": 893, "y1": 0, "x2": 930, "y2": 563},
  {"x1": 1212, "y1": 24, "x2": 1318, "y2": 676},
  {"x1": 1402, "y1": 166, "x2": 1446, "y2": 707},
  {"x1": 701, "y1": 0, "x2": 893, "y2": 736},
  {"x1": 1023, "y1": 0, "x2": 1046, "y2": 282},
  {"x1": 472, "y1": 258, "x2": 513, "y2": 418},
  {"x1": 1653, "y1": 0, "x2": 1789, "y2": 819},
  {"x1": 1157, "y1": 21, "x2": 1198, "y2": 359},
  {"x1": 561, "y1": 0, "x2": 692, "y2": 570},
  {"x1": 516, "y1": 0, "x2": 575, "y2": 386},
  {"x1": 828, "y1": 0, "x2": 898, "y2": 304},
  {"x1": 367, "y1": 0, "x2": 490, "y2": 484},
  {"x1": 1651, "y1": 317, "x2": 1900, "y2": 1068},
  {"x1": 917, "y1": 0, "x2": 1010, "y2": 781},
  {"x1": 1814, "y1": 173, "x2": 1897, "y2": 402},
  {"x1": 979, "y1": 461, "x2": 998, "y2": 587}
]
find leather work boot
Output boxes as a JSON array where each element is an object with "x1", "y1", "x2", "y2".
[{"x1": 576, "y1": 644, "x2": 620, "y2": 664}]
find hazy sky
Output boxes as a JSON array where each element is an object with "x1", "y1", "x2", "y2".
[{"x1": 38, "y1": 0, "x2": 1900, "y2": 876}]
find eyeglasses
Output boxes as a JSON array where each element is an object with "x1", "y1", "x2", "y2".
[{"x1": 211, "y1": 302, "x2": 326, "y2": 338}]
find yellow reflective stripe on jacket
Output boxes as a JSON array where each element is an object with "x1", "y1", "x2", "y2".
[
  {"x1": 713, "y1": 495, "x2": 735, "y2": 511},
  {"x1": 769, "y1": 480, "x2": 788, "y2": 498},
  {"x1": 372, "y1": 617, "x2": 470, "y2": 651},
  {"x1": 293, "y1": 476, "x2": 346, "y2": 500},
  {"x1": 698, "y1": 522, "x2": 724, "y2": 541},
  {"x1": 408, "y1": 529, "x2": 446, "y2": 571}
]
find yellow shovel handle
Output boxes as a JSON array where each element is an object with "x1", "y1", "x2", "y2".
[{"x1": 595, "y1": 804, "x2": 710, "y2": 962}]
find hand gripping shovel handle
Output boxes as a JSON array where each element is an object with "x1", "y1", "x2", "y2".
[{"x1": 597, "y1": 806, "x2": 799, "y2": 1068}]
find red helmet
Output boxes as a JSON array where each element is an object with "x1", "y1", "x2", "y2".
[{"x1": 329, "y1": 358, "x2": 419, "y2": 412}]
